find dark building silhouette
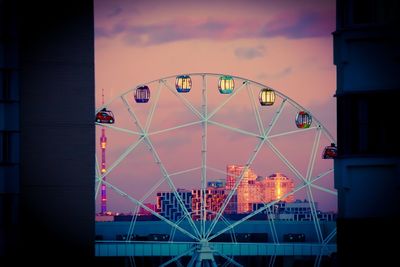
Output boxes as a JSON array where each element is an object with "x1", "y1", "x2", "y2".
[
  {"x1": 334, "y1": 0, "x2": 400, "y2": 266},
  {"x1": 1, "y1": 0, "x2": 95, "y2": 263}
]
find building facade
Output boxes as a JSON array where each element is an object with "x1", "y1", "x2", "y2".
[
  {"x1": 156, "y1": 189, "x2": 192, "y2": 221},
  {"x1": 226, "y1": 165, "x2": 295, "y2": 214},
  {"x1": 334, "y1": 0, "x2": 400, "y2": 265}
]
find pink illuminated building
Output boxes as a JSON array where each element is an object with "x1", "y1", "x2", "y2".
[
  {"x1": 192, "y1": 180, "x2": 226, "y2": 220},
  {"x1": 226, "y1": 165, "x2": 295, "y2": 213},
  {"x1": 250, "y1": 173, "x2": 295, "y2": 204},
  {"x1": 226, "y1": 165, "x2": 257, "y2": 213}
]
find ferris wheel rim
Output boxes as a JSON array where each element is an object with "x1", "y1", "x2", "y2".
[{"x1": 96, "y1": 72, "x2": 336, "y2": 143}]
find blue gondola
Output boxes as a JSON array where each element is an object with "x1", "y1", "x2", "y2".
[{"x1": 175, "y1": 75, "x2": 192, "y2": 93}]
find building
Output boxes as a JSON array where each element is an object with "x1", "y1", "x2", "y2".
[
  {"x1": 192, "y1": 180, "x2": 226, "y2": 220},
  {"x1": 252, "y1": 200, "x2": 336, "y2": 221},
  {"x1": 138, "y1": 203, "x2": 156, "y2": 216},
  {"x1": 226, "y1": 164, "x2": 257, "y2": 213},
  {"x1": 156, "y1": 189, "x2": 192, "y2": 221},
  {"x1": 334, "y1": 0, "x2": 400, "y2": 265},
  {"x1": 1, "y1": 0, "x2": 94, "y2": 260},
  {"x1": 250, "y1": 173, "x2": 295, "y2": 204},
  {"x1": 226, "y1": 165, "x2": 295, "y2": 214}
]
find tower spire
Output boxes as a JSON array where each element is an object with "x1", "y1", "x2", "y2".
[{"x1": 100, "y1": 89, "x2": 107, "y2": 214}]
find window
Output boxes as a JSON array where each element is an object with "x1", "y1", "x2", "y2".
[
  {"x1": 0, "y1": 67, "x2": 18, "y2": 102},
  {"x1": 0, "y1": 131, "x2": 11, "y2": 163},
  {"x1": 337, "y1": 91, "x2": 399, "y2": 156}
]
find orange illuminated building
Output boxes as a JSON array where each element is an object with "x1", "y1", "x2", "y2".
[
  {"x1": 192, "y1": 180, "x2": 226, "y2": 220},
  {"x1": 251, "y1": 173, "x2": 295, "y2": 204},
  {"x1": 226, "y1": 165, "x2": 257, "y2": 213},
  {"x1": 226, "y1": 165, "x2": 294, "y2": 213}
]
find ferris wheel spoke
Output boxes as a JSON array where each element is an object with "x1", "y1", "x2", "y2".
[
  {"x1": 98, "y1": 136, "x2": 145, "y2": 181},
  {"x1": 169, "y1": 166, "x2": 202, "y2": 177},
  {"x1": 144, "y1": 80, "x2": 162, "y2": 132},
  {"x1": 201, "y1": 74, "x2": 208, "y2": 238},
  {"x1": 321, "y1": 124, "x2": 336, "y2": 144},
  {"x1": 95, "y1": 122, "x2": 142, "y2": 136},
  {"x1": 206, "y1": 137, "x2": 267, "y2": 239},
  {"x1": 207, "y1": 81, "x2": 248, "y2": 120},
  {"x1": 306, "y1": 186, "x2": 324, "y2": 242},
  {"x1": 269, "y1": 254, "x2": 277, "y2": 267},
  {"x1": 121, "y1": 95, "x2": 146, "y2": 134},
  {"x1": 159, "y1": 246, "x2": 197, "y2": 267},
  {"x1": 129, "y1": 174, "x2": 167, "y2": 241},
  {"x1": 127, "y1": 205, "x2": 141, "y2": 241},
  {"x1": 323, "y1": 228, "x2": 336, "y2": 245},
  {"x1": 208, "y1": 120, "x2": 262, "y2": 138},
  {"x1": 127, "y1": 174, "x2": 171, "y2": 239},
  {"x1": 310, "y1": 184, "x2": 337, "y2": 196},
  {"x1": 306, "y1": 127, "x2": 322, "y2": 182},
  {"x1": 101, "y1": 179, "x2": 200, "y2": 241},
  {"x1": 207, "y1": 181, "x2": 309, "y2": 242},
  {"x1": 148, "y1": 120, "x2": 202, "y2": 136},
  {"x1": 266, "y1": 205, "x2": 279, "y2": 244},
  {"x1": 268, "y1": 126, "x2": 317, "y2": 139},
  {"x1": 247, "y1": 83, "x2": 265, "y2": 135},
  {"x1": 264, "y1": 98, "x2": 287, "y2": 137},
  {"x1": 314, "y1": 254, "x2": 323, "y2": 267},
  {"x1": 214, "y1": 250, "x2": 244, "y2": 267},
  {"x1": 311, "y1": 168, "x2": 334, "y2": 183},
  {"x1": 170, "y1": 212, "x2": 188, "y2": 241},
  {"x1": 266, "y1": 139, "x2": 305, "y2": 183},
  {"x1": 161, "y1": 79, "x2": 204, "y2": 120},
  {"x1": 143, "y1": 137, "x2": 202, "y2": 239},
  {"x1": 206, "y1": 165, "x2": 239, "y2": 178},
  {"x1": 95, "y1": 155, "x2": 102, "y2": 200}
]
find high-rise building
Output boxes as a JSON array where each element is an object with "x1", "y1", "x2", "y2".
[
  {"x1": 226, "y1": 164, "x2": 257, "y2": 213},
  {"x1": 192, "y1": 180, "x2": 226, "y2": 220},
  {"x1": 226, "y1": 165, "x2": 295, "y2": 214},
  {"x1": 156, "y1": 189, "x2": 192, "y2": 221},
  {"x1": 250, "y1": 173, "x2": 295, "y2": 204}
]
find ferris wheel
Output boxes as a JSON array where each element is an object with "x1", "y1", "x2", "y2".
[{"x1": 95, "y1": 73, "x2": 337, "y2": 267}]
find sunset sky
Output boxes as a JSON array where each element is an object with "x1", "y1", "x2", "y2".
[{"x1": 94, "y1": 0, "x2": 337, "y2": 214}]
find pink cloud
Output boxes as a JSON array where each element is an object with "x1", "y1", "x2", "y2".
[{"x1": 95, "y1": 10, "x2": 334, "y2": 45}]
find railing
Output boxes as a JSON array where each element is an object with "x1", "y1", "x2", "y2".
[{"x1": 95, "y1": 241, "x2": 336, "y2": 257}]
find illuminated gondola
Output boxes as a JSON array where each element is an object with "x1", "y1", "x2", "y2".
[
  {"x1": 134, "y1": 85, "x2": 150, "y2": 103},
  {"x1": 295, "y1": 111, "x2": 312, "y2": 128},
  {"x1": 175, "y1": 75, "x2": 192, "y2": 93},
  {"x1": 259, "y1": 88, "x2": 275, "y2": 106},
  {"x1": 218, "y1": 75, "x2": 234, "y2": 94}
]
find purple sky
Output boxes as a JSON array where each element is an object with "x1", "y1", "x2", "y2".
[{"x1": 94, "y1": 0, "x2": 337, "y2": 214}]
